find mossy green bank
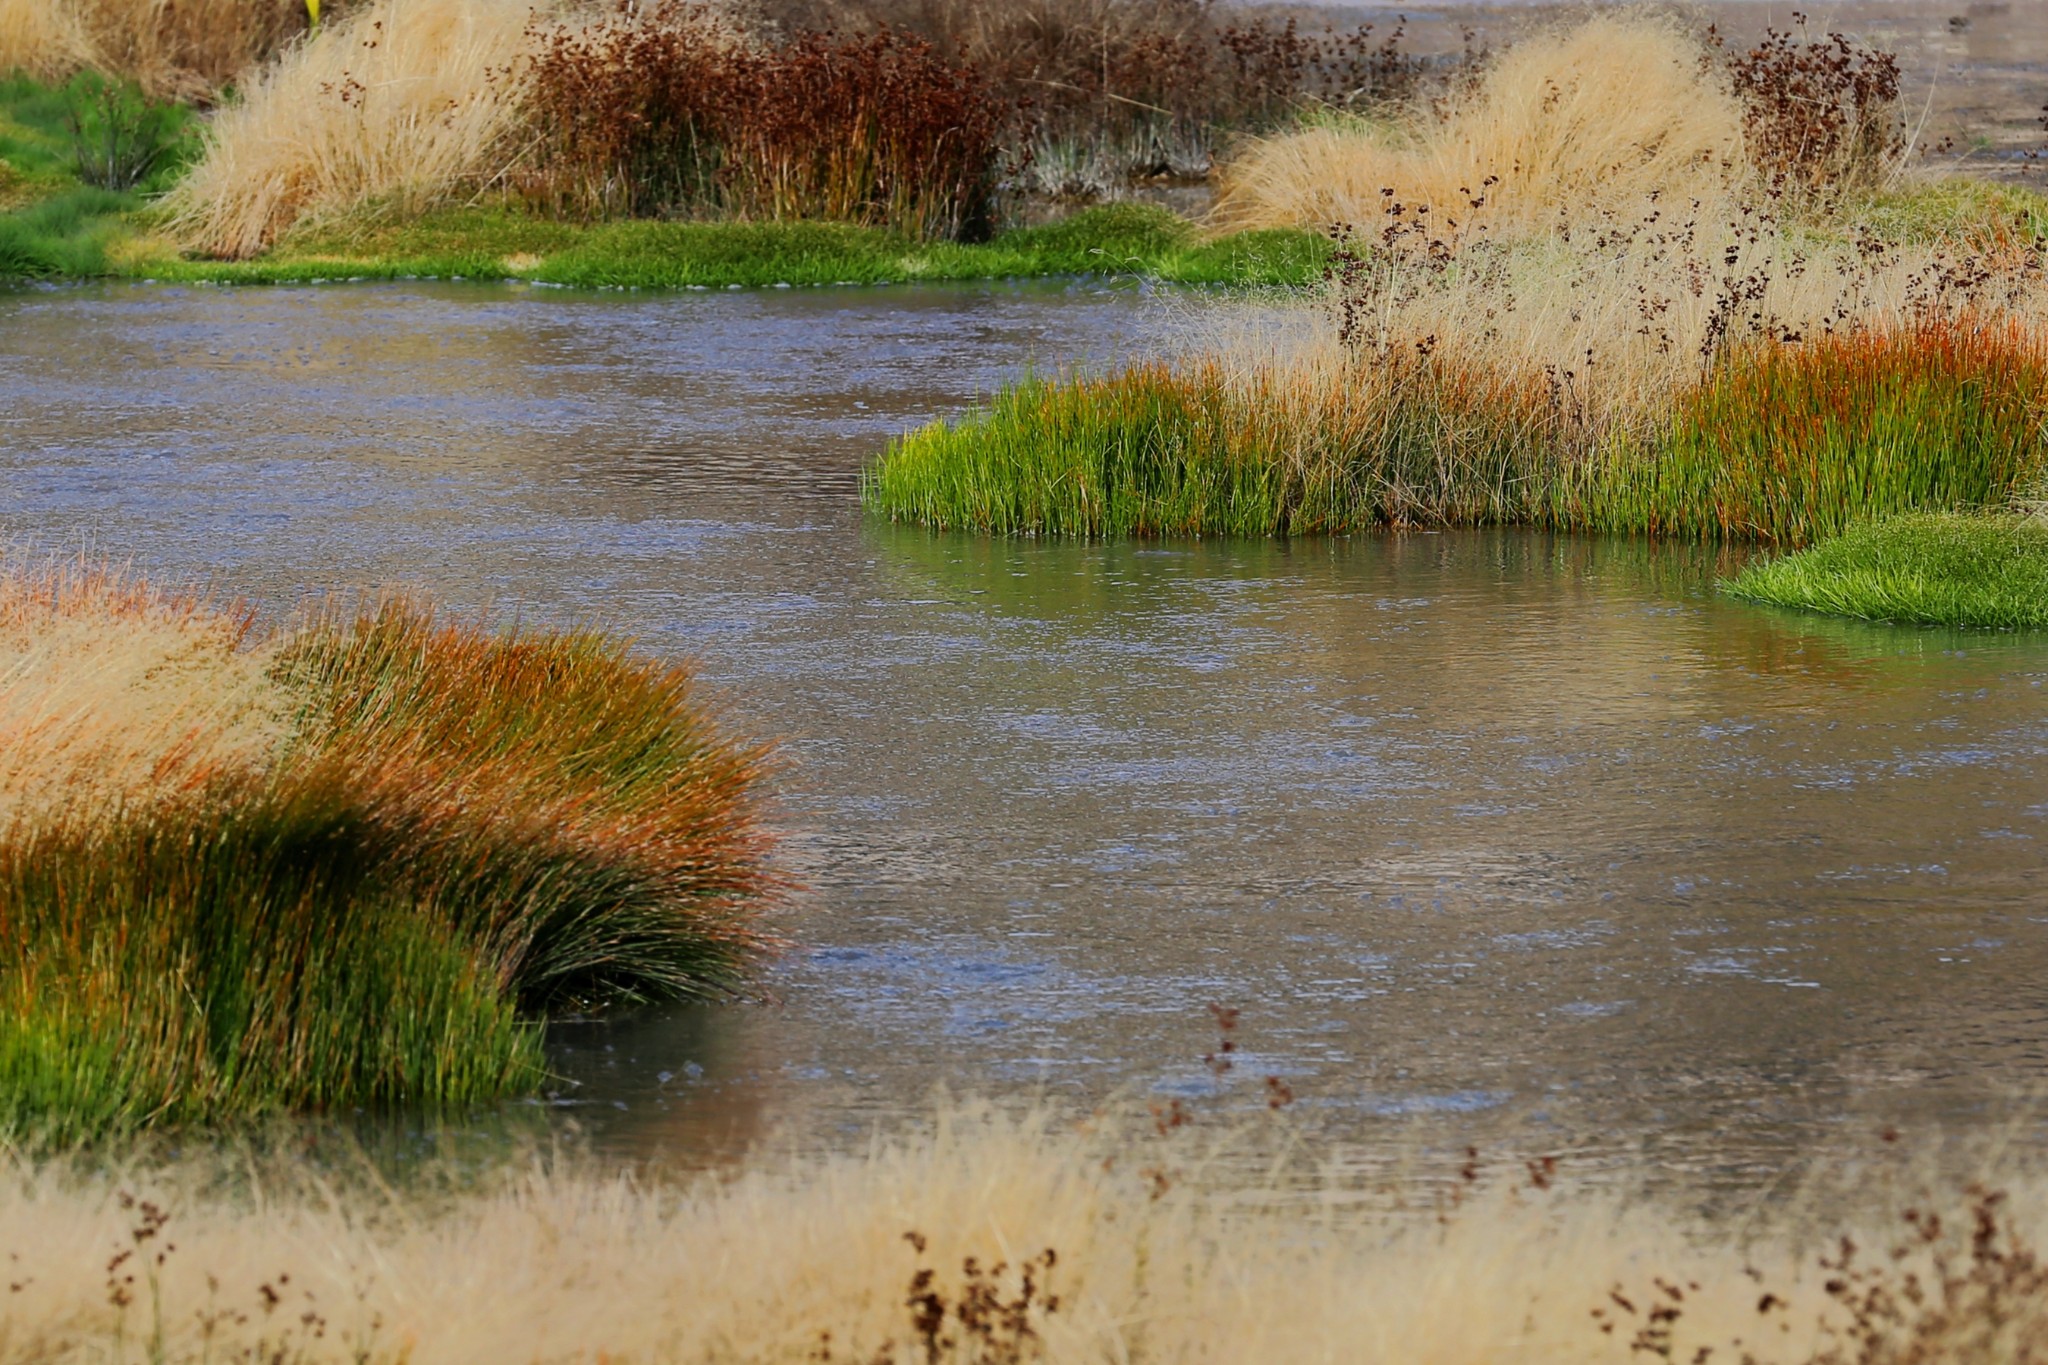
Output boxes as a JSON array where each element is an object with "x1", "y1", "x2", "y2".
[{"x1": 1724, "y1": 513, "x2": 2048, "y2": 629}]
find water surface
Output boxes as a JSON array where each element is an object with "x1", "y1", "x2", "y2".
[{"x1": 4, "y1": 278, "x2": 2046, "y2": 1188}]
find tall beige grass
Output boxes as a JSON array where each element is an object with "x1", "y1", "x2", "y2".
[
  {"x1": 0, "y1": 1104, "x2": 2040, "y2": 1363},
  {"x1": 0, "y1": 0, "x2": 306, "y2": 99},
  {"x1": 1196, "y1": 187, "x2": 2048, "y2": 457},
  {"x1": 0, "y1": 0, "x2": 96, "y2": 83},
  {"x1": 165, "y1": 0, "x2": 542, "y2": 259},
  {"x1": 1212, "y1": 13, "x2": 1747, "y2": 237},
  {"x1": 0, "y1": 561, "x2": 285, "y2": 829}
]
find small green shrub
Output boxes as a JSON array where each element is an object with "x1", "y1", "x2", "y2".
[{"x1": 65, "y1": 72, "x2": 185, "y2": 192}]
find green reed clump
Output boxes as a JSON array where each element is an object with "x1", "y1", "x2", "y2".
[
  {"x1": 865, "y1": 358, "x2": 1575, "y2": 537},
  {"x1": 1585, "y1": 321, "x2": 2048, "y2": 546},
  {"x1": 0, "y1": 585, "x2": 780, "y2": 1142},
  {"x1": 867, "y1": 323, "x2": 2048, "y2": 544},
  {"x1": 273, "y1": 600, "x2": 780, "y2": 1012},
  {"x1": 1725, "y1": 512, "x2": 2048, "y2": 627},
  {"x1": 0, "y1": 776, "x2": 540, "y2": 1146}
]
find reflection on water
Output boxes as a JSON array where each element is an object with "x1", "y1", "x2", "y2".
[{"x1": 4, "y1": 279, "x2": 2047, "y2": 1188}]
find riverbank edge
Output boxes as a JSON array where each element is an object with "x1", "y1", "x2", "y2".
[{"x1": 15, "y1": 202, "x2": 1337, "y2": 290}]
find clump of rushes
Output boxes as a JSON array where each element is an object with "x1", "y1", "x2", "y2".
[
  {"x1": 866, "y1": 357, "x2": 1570, "y2": 537},
  {"x1": 1584, "y1": 319, "x2": 2048, "y2": 545},
  {"x1": 0, "y1": 567, "x2": 779, "y2": 1142},
  {"x1": 867, "y1": 320, "x2": 2048, "y2": 543},
  {"x1": 1724, "y1": 513, "x2": 2048, "y2": 628},
  {"x1": 273, "y1": 600, "x2": 781, "y2": 1012}
]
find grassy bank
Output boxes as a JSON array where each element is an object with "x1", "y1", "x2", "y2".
[
  {"x1": 0, "y1": 564, "x2": 779, "y2": 1143},
  {"x1": 1725, "y1": 513, "x2": 2048, "y2": 628},
  {"x1": 1, "y1": 1103, "x2": 2045, "y2": 1362},
  {"x1": 129, "y1": 203, "x2": 1333, "y2": 289},
  {"x1": 0, "y1": 70, "x2": 194, "y2": 277}
]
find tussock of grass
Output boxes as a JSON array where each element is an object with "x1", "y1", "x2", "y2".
[
  {"x1": 1725, "y1": 513, "x2": 2048, "y2": 628},
  {"x1": 1213, "y1": 14, "x2": 1746, "y2": 236},
  {"x1": 867, "y1": 321, "x2": 2048, "y2": 543},
  {"x1": 0, "y1": 564, "x2": 780, "y2": 1141},
  {"x1": 1584, "y1": 321, "x2": 2048, "y2": 544},
  {"x1": 163, "y1": 0, "x2": 539, "y2": 260},
  {"x1": 0, "y1": 562, "x2": 285, "y2": 827},
  {"x1": 3, "y1": 1104, "x2": 2047, "y2": 1362}
]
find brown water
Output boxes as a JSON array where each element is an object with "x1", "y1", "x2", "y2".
[{"x1": 4, "y1": 279, "x2": 2047, "y2": 1188}]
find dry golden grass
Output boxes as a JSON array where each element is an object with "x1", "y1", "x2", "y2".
[
  {"x1": 1199, "y1": 195, "x2": 2048, "y2": 453},
  {"x1": 1212, "y1": 12, "x2": 1747, "y2": 237},
  {"x1": 165, "y1": 0, "x2": 542, "y2": 259},
  {"x1": 0, "y1": 560, "x2": 285, "y2": 830},
  {"x1": 0, "y1": 0, "x2": 96, "y2": 83},
  {"x1": 0, "y1": 0, "x2": 307, "y2": 99},
  {"x1": 1, "y1": 1104, "x2": 2042, "y2": 1363}
]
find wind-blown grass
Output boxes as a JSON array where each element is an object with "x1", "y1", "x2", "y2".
[
  {"x1": 162, "y1": 0, "x2": 540, "y2": 260},
  {"x1": 1725, "y1": 513, "x2": 2048, "y2": 628},
  {"x1": 0, "y1": 564, "x2": 780, "y2": 1141},
  {"x1": 2, "y1": 1103, "x2": 2047, "y2": 1363},
  {"x1": 1212, "y1": 14, "x2": 1748, "y2": 237}
]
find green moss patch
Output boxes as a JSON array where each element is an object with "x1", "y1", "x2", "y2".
[{"x1": 1723, "y1": 513, "x2": 2048, "y2": 628}]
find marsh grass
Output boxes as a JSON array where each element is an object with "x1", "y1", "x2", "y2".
[
  {"x1": 0, "y1": 71, "x2": 198, "y2": 277},
  {"x1": 867, "y1": 319, "x2": 2048, "y2": 544},
  {"x1": 274, "y1": 599, "x2": 781, "y2": 1011},
  {"x1": 163, "y1": 0, "x2": 539, "y2": 261},
  {"x1": 3, "y1": 1102, "x2": 2048, "y2": 1362},
  {"x1": 0, "y1": 565, "x2": 779, "y2": 1139},
  {"x1": 1725, "y1": 513, "x2": 2048, "y2": 628}
]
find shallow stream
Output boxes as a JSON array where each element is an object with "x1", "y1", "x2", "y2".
[{"x1": 4, "y1": 278, "x2": 2046, "y2": 1189}]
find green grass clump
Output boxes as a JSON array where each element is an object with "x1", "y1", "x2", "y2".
[
  {"x1": 866, "y1": 357, "x2": 1571, "y2": 537},
  {"x1": 273, "y1": 600, "x2": 779, "y2": 1013},
  {"x1": 0, "y1": 580, "x2": 779, "y2": 1143},
  {"x1": 868, "y1": 322, "x2": 2048, "y2": 544},
  {"x1": 1723, "y1": 513, "x2": 2048, "y2": 627},
  {"x1": 1584, "y1": 321, "x2": 2048, "y2": 545},
  {"x1": 0, "y1": 780, "x2": 539, "y2": 1145}
]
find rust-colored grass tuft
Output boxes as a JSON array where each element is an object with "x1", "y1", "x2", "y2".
[{"x1": 0, "y1": 571, "x2": 783, "y2": 1141}]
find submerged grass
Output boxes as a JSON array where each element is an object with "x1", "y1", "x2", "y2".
[
  {"x1": 0, "y1": 564, "x2": 780, "y2": 1142},
  {"x1": 1725, "y1": 513, "x2": 2048, "y2": 628},
  {"x1": 868, "y1": 321, "x2": 2048, "y2": 545}
]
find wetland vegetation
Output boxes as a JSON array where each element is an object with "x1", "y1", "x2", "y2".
[
  {"x1": 862, "y1": 11, "x2": 2048, "y2": 627},
  {"x1": 7, "y1": 1098, "x2": 2048, "y2": 1364},
  {"x1": 0, "y1": 0, "x2": 1412, "y2": 287},
  {"x1": 0, "y1": 561, "x2": 778, "y2": 1142},
  {"x1": 3, "y1": 2, "x2": 2048, "y2": 1360}
]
